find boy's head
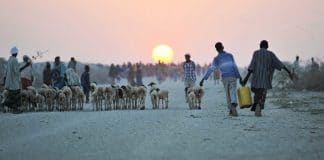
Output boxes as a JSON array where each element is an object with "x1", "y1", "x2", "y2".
[
  {"x1": 85, "y1": 65, "x2": 90, "y2": 72},
  {"x1": 46, "y1": 62, "x2": 51, "y2": 68},
  {"x1": 23, "y1": 55, "x2": 30, "y2": 62},
  {"x1": 185, "y1": 53, "x2": 191, "y2": 61},
  {"x1": 260, "y1": 40, "x2": 269, "y2": 49},
  {"x1": 215, "y1": 42, "x2": 224, "y2": 52},
  {"x1": 54, "y1": 56, "x2": 60, "y2": 65},
  {"x1": 296, "y1": 56, "x2": 299, "y2": 61}
]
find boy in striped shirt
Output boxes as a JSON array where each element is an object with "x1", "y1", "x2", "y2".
[
  {"x1": 183, "y1": 54, "x2": 197, "y2": 104},
  {"x1": 241, "y1": 40, "x2": 293, "y2": 117}
]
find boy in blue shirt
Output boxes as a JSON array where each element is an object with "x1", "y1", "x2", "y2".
[{"x1": 200, "y1": 42, "x2": 241, "y2": 116}]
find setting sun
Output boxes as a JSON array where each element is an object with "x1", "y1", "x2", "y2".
[{"x1": 152, "y1": 44, "x2": 174, "y2": 63}]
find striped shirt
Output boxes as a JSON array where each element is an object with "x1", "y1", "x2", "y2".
[
  {"x1": 248, "y1": 48, "x2": 284, "y2": 89},
  {"x1": 183, "y1": 60, "x2": 196, "y2": 81}
]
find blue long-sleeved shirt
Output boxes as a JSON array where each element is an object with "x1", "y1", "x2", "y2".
[
  {"x1": 52, "y1": 63, "x2": 66, "y2": 78},
  {"x1": 203, "y1": 51, "x2": 241, "y2": 80}
]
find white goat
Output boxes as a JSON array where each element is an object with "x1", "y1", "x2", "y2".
[
  {"x1": 156, "y1": 89, "x2": 169, "y2": 109},
  {"x1": 62, "y1": 86, "x2": 73, "y2": 111},
  {"x1": 187, "y1": 89, "x2": 196, "y2": 109},
  {"x1": 149, "y1": 88, "x2": 158, "y2": 109},
  {"x1": 104, "y1": 86, "x2": 116, "y2": 110},
  {"x1": 187, "y1": 86, "x2": 204, "y2": 109},
  {"x1": 136, "y1": 85, "x2": 147, "y2": 110},
  {"x1": 148, "y1": 82, "x2": 168, "y2": 109},
  {"x1": 70, "y1": 86, "x2": 84, "y2": 111}
]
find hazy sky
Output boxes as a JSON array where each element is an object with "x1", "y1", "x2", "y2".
[{"x1": 0, "y1": 0, "x2": 323, "y2": 67}]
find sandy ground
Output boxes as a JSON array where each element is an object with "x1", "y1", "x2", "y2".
[{"x1": 0, "y1": 78, "x2": 323, "y2": 160}]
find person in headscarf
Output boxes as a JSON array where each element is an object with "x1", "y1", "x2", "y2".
[{"x1": 3, "y1": 47, "x2": 30, "y2": 113}]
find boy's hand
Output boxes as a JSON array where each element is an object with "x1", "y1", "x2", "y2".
[
  {"x1": 239, "y1": 78, "x2": 244, "y2": 86},
  {"x1": 199, "y1": 79, "x2": 204, "y2": 86},
  {"x1": 240, "y1": 77, "x2": 247, "y2": 86}
]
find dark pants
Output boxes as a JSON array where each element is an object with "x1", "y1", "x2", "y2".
[
  {"x1": 251, "y1": 88, "x2": 267, "y2": 111},
  {"x1": 83, "y1": 87, "x2": 90, "y2": 103},
  {"x1": 4, "y1": 90, "x2": 21, "y2": 109}
]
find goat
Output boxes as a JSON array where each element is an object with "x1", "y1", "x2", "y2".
[
  {"x1": 91, "y1": 84, "x2": 105, "y2": 111},
  {"x1": 156, "y1": 88, "x2": 169, "y2": 109},
  {"x1": 62, "y1": 86, "x2": 73, "y2": 111},
  {"x1": 149, "y1": 88, "x2": 158, "y2": 109},
  {"x1": 57, "y1": 90, "x2": 66, "y2": 111},
  {"x1": 187, "y1": 86, "x2": 204, "y2": 109},
  {"x1": 187, "y1": 89, "x2": 196, "y2": 109},
  {"x1": 70, "y1": 86, "x2": 84, "y2": 111},
  {"x1": 136, "y1": 85, "x2": 147, "y2": 110},
  {"x1": 148, "y1": 82, "x2": 168, "y2": 109},
  {"x1": 104, "y1": 86, "x2": 116, "y2": 110}
]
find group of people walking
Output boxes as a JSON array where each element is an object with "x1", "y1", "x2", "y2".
[
  {"x1": 1, "y1": 40, "x2": 302, "y2": 116},
  {"x1": 2, "y1": 48, "x2": 91, "y2": 113},
  {"x1": 183, "y1": 40, "x2": 294, "y2": 117}
]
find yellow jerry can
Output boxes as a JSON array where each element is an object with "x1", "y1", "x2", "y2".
[{"x1": 237, "y1": 86, "x2": 252, "y2": 108}]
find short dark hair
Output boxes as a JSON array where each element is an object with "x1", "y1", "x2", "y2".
[
  {"x1": 260, "y1": 40, "x2": 269, "y2": 49},
  {"x1": 85, "y1": 65, "x2": 90, "y2": 71},
  {"x1": 55, "y1": 56, "x2": 60, "y2": 61},
  {"x1": 215, "y1": 42, "x2": 224, "y2": 51},
  {"x1": 46, "y1": 62, "x2": 51, "y2": 68}
]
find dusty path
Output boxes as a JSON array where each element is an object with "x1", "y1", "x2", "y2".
[{"x1": 0, "y1": 79, "x2": 323, "y2": 160}]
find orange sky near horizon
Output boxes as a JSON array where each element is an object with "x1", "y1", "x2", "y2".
[{"x1": 0, "y1": 0, "x2": 324, "y2": 67}]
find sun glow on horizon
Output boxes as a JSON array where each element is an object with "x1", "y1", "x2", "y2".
[{"x1": 152, "y1": 44, "x2": 174, "y2": 64}]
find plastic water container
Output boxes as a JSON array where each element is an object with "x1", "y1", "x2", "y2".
[{"x1": 237, "y1": 86, "x2": 252, "y2": 108}]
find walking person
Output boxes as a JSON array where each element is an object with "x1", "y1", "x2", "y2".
[
  {"x1": 293, "y1": 56, "x2": 300, "y2": 74},
  {"x1": 81, "y1": 65, "x2": 90, "y2": 103},
  {"x1": 3, "y1": 47, "x2": 30, "y2": 113},
  {"x1": 67, "y1": 57, "x2": 77, "y2": 71},
  {"x1": 199, "y1": 42, "x2": 241, "y2": 116},
  {"x1": 310, "y1": 57, "x2": 319, "y2": 72},
  {"x1": 43, "y1": 62, "x2": 52, "y2": 86},
  {"x1": 52, "y1": 56, "x2": 66, "y2": 89},
  {"x1": 136, "y1": 63, "x2": 143, "y2": 86},
  {"x1": 108, "y1": 64, "x2": 118, "y2": 85},
  {"x1": 127, "y1": 64, "x2": 136, "y2": 86},
  {"x1": 241, "y1": 40, "x2": 293, "y2": 117},
  {"x1": 183, "y1": 53, "x2": 197, "y2": 103},
  {"x1": 20, "y1": 55, "x2": 34, "y2": 89}
]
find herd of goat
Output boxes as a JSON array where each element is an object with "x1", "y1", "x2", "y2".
[{"x1": 0, "y1": 82, "x2": 205, "y2": 113}]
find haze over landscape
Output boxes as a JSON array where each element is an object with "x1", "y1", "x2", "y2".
[{"x1": 1, "y1": 0, "x2": 324, "y2": 66}]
